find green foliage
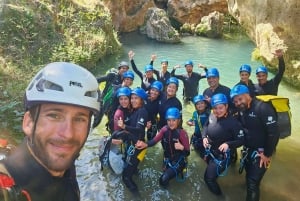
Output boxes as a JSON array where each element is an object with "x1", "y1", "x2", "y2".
[
  {"x1": 0, "y1": 0, "x2": 121, "y2": 70},
  {"x1": 180, "y1": 23, "x2": 193, "y2": 34},
  {"x1": 222, "y1": 14, "x2": 247, "y2": 39},
  {"x1": 251, "y1": 48, "x2": 263, "y2": 62},
  {"x1": 50, "y1": 1, "x2": 121, "y2": 67},
  {"x1": 0, "y1": 0, "x2": 122, "y2": 137},
  {"x1": 195, "y1": 24, "x2": 208, "y2": 36},
  {"x1": 0, "y1": 0, "x2": 59, "y2": 71},
  {"x1": 0, "y1": 92, "x2": 23, "y2": 136},
  {"x1": 167, "y1": 30, "x2": 176, "y2": 38}
]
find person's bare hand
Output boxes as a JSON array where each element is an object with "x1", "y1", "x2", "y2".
[
  {"x1": 273, "y1": 49, "x2": 283, "y2": 58},
  {"x1": 173, "y1": 64, "x2": 181, "y2": 70},
  {"x1": 135, "y1": 140, "x2": 147, "y2": 149},
  {"x1": 174, "y1": 140, "x2": 184, "y2": 150},
  {"x1": 203, "y1": 137, "x2": 209, "y2": 148},
  {"x1": 218, "y1": 143, "x2": 229, "y2": 152},
  {"x1": 117, "y1": 117, "x2": 125, "y2": 129},
  {"x1": 128, "y1": 50, "x2": 135, "y2": 60},
  {"x1": 151, "y1": 54, "x2": 157, "y2": 61},
  {"x1": 186, "y1": 121, "x2": 194, "y2": 126},
  {"x1": 198, "y1": 64, "x2": 207, "y2": 68},
  {"x1": 259, "y1": 153, "x2": 271, "y2": 168}
]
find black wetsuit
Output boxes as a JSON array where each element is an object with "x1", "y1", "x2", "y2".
[
  {"x1": 201, "y1": 113, "x2": 244, "y2": 195},
  {"x1": 121, "y1": 106, "x2": 148, "y2": 192},
  {"x1": 237, "y1": 98, "x2": 279, "y2": 201},
  {"x1": 97, "y1": 72, "x2": 122, "y2": 88},
  {"x1": 235, "y1": 79, "x2": 256, "y2": 98},
  {"x1": 147, "y1": 125, "x2": 190, "y2": 187},
  {"x1": 254, "y1": 57, "x2": 285, "y2": 95},
  {"x1": 157, "y1": 93, "x2": 182, "y2": 129},
  {"x1": 203, "y1": 84, "x2": 234, "y2": 110},
  {"x1": 131, "y1": 59, "x2": 156, "y2": 92},
  {"x1": 171, "y1": 69, "x2": 206, "y2": 101},
  {"x1": 189, "y1": 110, "x2": 210, "y2": 158},
  {"x1": 145, "y1": 95, "x2": 160, "y2": 140},
  {"x1": 153, "y1": 69, "x2": 171, "y2": 92},
  {"x1": 93, "y1": 72, "x2": 122, "y2": 128},
  {"x1": 1, "y1": 139, "x2": 80, "y2": 201}
]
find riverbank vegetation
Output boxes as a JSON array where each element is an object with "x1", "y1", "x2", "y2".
[{"x1": 0, "y1": 0, "x2": 121, "y2": 141}]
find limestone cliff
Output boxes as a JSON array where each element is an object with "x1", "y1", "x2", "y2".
[
  {"x1": 167, "y1": 0, "x2": 228, "y2": 26},
  {"x1": 102, "y1": 0, "x2": 156, "y2": 32},
  {"x1": 102, "y1": 0, "x2": 228, "y2": 32},
  {"x1": 227, "y1": 0, "x2": 300, "y2": 87}
]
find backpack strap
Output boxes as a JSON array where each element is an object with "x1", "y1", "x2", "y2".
[
  {"x1": 0, "y1": 165, "x2": 32, "y2": 201},
  {"x1": 0, "y1": 164, "x2": 10, "y2": 177}
]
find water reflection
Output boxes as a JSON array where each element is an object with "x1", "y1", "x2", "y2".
[{"x1": 76, "y1": 33, "x2": 300, "y2": 201}]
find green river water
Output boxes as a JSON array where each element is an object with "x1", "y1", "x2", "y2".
[{"x1": 76, "y1": 32, "x2": 300, "y2": 201}]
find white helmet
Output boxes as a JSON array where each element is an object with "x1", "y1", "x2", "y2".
[{"x1": 24, "y1": 62, "x2": 100, "y2": 113}]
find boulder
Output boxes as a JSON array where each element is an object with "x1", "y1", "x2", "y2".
[
  {"x1": 140, "y1": 7, "x2": 180, "y2": 43},
  {"x1": 195, "y1": 11, "x2": 224, "y2": 38}
]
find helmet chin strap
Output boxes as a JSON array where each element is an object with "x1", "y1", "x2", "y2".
[{"x1": 29, "y1": 105, "x2": 41, "y2": 147}]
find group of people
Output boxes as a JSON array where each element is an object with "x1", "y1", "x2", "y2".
[
  {"x1": 95, "y1": 49, "x2": 285, "y2": 201},
  {"x1": 0, "y1": 48, "x2": 285, "y2": 201}
]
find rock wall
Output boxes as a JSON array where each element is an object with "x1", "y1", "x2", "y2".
[
  {"x1": 227, "y1": 0, "x2": 300, "y2": 87},
  {"x1": 103, "y1": 0, "x2": 228, "y2": 32},
  {"x1": 167, "y1": 0, "x2": 228, "y2": 25},
  {"x1": 102, "y1": 0, "x2": 156, "y2": 32}
]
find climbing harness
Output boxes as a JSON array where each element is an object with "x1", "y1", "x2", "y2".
[
  {"x1": 239, "y1": 147, "x2": 267, "y2": 174},
  {"x1": 164, "y1": 156, "x2": 188, "y2": 182},
  {"x1": 204, "y1": 145, "x2": 230, "y2": 177},
  {"x1": 239, "y1": 147, "x2": 249, "y2": 174},
  {"x1": 125, "y1": 145, "x2": 136, "y2": 166}
]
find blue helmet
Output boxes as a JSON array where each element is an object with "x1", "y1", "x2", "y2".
[
  {"x1": 117, "y1": 87, "x2": 131, "y2": 98},
  {"x1": 166, "y1": 77, "x2": 179, "y2": 87},
  {"x1": 123, "y1": 70, "x2": 134, "y2": 80},
  {"x1": 184, "y1": 60, "x2": 194, "y2": 67},
  {"x1": 211, "y1": 93, "x2": 228, "y2": 107},
  {"x1": 118, "y1": 61, "x2": 129, "y2": 69},
  {"x1": 193, "y1": 95, "x2": 206, "y2": 105},
  {"x1": 165, "y1": 107, "x2": 181, "y2": 119},
  {"x1": 206, "y1": 68, "x2": 220, "y2": 78},
  {"x1": 256, "y1": 66, "x2": 268, "y2": 75},
  {"x1": 230, "y1": 84, "x2": 249, "y2": 99},
  {"x1": 161, "y1": 59, "x2": 168, "y2": 64},
  {"x1": 131, "y1": 87, "x2": 148, "y2": 100},
  {"x1": 239, "y1": 64, "x2": 252, "y2": 74},
  {"x1": 144, "y1": 64, "x2": 154, "y2": 72},
  {"x1": 151, "y1": 81, "x2": 163, "y2": 92}
]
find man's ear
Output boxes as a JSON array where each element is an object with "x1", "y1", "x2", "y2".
[{"x1": 22, "y1": 111, "x2": 34, "y2": 137}]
